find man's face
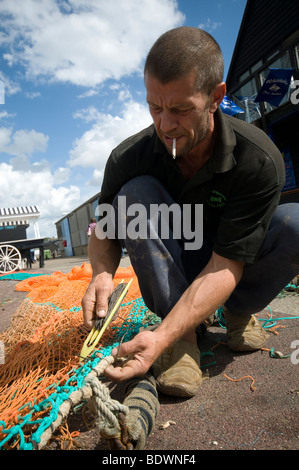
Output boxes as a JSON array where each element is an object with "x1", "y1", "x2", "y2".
[{"x1": 145, "y1": 71, "x2": 212, "y2": 158}]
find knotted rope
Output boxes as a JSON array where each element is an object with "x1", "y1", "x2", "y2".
[
  {"x1": 86, "y1": 366, "x2": 160, "y2": 450},
  {"x1": 31, "y1": 354, "x2": 159, "y2": 451},
  {"x1": 86, "y1": 375, "x2": 129, "y2": 442},
  {"x1": 31, "y1": 356, "x2": 115, "y2": 449}
]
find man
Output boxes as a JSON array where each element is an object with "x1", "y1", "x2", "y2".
[{"x1": 82, "y1": 27, "x2": 299, "y2": 398}]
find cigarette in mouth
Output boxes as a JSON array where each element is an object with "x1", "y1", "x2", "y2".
[{"x1": 172, "y1": 138, "x2": 176, "y2": 159}]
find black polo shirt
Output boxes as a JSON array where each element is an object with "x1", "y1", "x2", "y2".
[{"x1": 99, "y1": 108, "x2": 285, "y2": 264}]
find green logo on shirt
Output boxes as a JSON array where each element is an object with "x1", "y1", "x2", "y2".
[{"x1": 207, "y1": 190, "x2": 227, "y2": 208}]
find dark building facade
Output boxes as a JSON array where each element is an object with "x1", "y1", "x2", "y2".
[{"x1": 226, "y1": 0, "x2": 299, "y2": 203}]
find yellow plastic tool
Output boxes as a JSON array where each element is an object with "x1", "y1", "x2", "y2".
[{"x1": 80, "y1": 278, "x2": 133, "y2": 362}]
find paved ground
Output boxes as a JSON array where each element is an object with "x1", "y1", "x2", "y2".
[{"x1": 0, "y1": 255, "x2": 298, "y2": 452}]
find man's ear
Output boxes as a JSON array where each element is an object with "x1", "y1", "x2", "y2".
[{"x1": 209, "y1": 82, "x2": 226, "y2": 113}]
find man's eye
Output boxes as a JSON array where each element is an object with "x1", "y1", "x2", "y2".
[
  {"x1": 150, "y1": 106, "x2": 161, "y2": 113},
  {"x1": 177, "y1": 109, "x2": 190, "y2": 115}
]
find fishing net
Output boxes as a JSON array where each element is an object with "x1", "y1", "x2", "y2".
[{"x1": 0, "y1": 263, "x2": 161, "y2": 450}]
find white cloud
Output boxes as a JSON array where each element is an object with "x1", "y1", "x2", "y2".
[
  {"x1": 72, "y1": 106, "x2": 100, "y2": 123},
  {"x1": 54, "y1": 166, "x2": 71, "y2": 184},
  {"x1": 0, "y1": 127, "x2": 12, "y2": 148},
  {"x1": 25, "y1": 91, "x2": 41, "y2": 99},
  {"x1": 0, "y1": 161, "x2": 81, "y2": 237},
  {"x1": 0, "y1": 111, "x2": 16, "y2": 120},
  {"x1": 69, "y1": 98, "x2": 152, "y2": 177},
  {"x1": 0, "y1": 127, "x2": 49, "y2": 157},
  {"x1": 198, "y1": 18, "x2": 222, "y2": 33},
  {"x1": 0, "y1": 71, "x2": 21, "y2": 97},
  {"x1": 0, "y1": 126, "x2": 79, "y2": 237},
  {"x1": 87, "y1": 169, "x2": 104, "y2": 188},
  {"x1": 77, "y1": 88, "x2": 99, "y2": 99},
  {"x1": 0, "y1": 0, "x2": 184, "y2": 87}
]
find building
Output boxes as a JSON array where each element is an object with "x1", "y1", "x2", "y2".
[
  {"x1": 226, "y1": 0, "x2": 299, "y2": 203},
  {"x1": 55, "y1": 192, "x2": 100, "y2": 256},
  {"x1": 0, "y1": 206, "x2": 41, "y2": 242}
]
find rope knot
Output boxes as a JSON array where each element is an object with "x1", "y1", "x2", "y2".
[{"x1": 85, "y1": 376, "x2": 129, "y2": 440}]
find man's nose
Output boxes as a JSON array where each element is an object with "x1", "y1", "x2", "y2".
[{"x1": 159, "y1": 110, "x2": 178, "y2": 134}]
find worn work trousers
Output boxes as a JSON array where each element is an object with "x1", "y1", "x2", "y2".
[{"x1": 112, "y1": 175, "x2": 299, "y2": 319}]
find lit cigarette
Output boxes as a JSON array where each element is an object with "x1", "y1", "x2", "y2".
[{"x1": 172, "y1": 138, "x2": 176, "y2": 159}]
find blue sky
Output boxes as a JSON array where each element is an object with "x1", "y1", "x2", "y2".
[{"x1": 0, "y1": 0, "x2": 247, "y2": 237}]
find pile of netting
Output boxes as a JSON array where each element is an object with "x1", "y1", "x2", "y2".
[{"x1": 0, "y1": 263, "x2": 161, "y2": 450}]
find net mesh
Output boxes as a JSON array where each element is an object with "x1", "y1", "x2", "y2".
[{"x1": 0, "y1": 263, "x2": 160, "y2": 450}]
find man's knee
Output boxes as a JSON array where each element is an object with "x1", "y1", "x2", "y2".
[
  {"x1": 114, "y1": 175, "x2": 161, "y2": 201},
  {"x1": 274, "y1": 203, "x2": 299, "y2": 243},
  {"x1": 265, "y1": 203, "x2": 299, "y2": 267}
]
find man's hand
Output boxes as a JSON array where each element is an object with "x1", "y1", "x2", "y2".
[
  {"x1": 82, "y1": 273, "x2": 115, "y2": 329},
  {"x1": 104, "y1": 330, "x2": 161, "y2": 382}
]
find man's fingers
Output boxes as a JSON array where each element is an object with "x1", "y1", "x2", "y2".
[
  {"x1": 81, "y1": 295, "x2": 97, "y2": 329},
  {"x1": 104, "y1": 364, "x2": 131, "y2": 382},
  {"x1": 95, "y1": 283, "x2": 114, "y2": 318},
  {"x1": 103, "y1": 331, "x2": 158, "y2": 382},
  {"x1": 81, "y1": 276, "x2": 114, "y2": 329},
  {"x1": 104, "y1": 360, "x2": 146, "y2": 383},
  {"x1": 96, "y1": 309, "x2": 106, "y2": 318},
  {"x1": 111, "y1": 339, "x2": 135, "y2": 359}
]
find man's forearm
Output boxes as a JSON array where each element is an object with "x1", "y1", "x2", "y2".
[
  {"x1": 153, "y1": 252, "x2": 244, "y2": 355},
  {"x1": 88, "y1": 230, "x2": 122, "y2": 278}
]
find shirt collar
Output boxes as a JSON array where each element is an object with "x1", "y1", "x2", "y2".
[{"x1": 212, "y1": 107, "x2": 237, "y2": 173}]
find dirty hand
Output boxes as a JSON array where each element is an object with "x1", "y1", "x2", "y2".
[
  {"x1": 104, "y1": 330, "x2": 160, "y2": 382},
  {"x1": 81, "y1": 273, "x2": 115, "y2": 329}
]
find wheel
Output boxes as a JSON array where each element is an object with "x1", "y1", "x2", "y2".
[{"x1": 0, "y1": 244, "x2": 22, "y2": 273}]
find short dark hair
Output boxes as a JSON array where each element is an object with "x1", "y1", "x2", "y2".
[{"x1": 144, "y1": 27, "x2": 224, "y2": 94}]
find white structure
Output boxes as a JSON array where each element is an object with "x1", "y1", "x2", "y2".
[{"x1": 0, "y1": 206, "x2": 41, "y2": 238}]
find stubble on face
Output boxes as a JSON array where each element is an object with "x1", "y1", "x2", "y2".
[{"x1": 176, "y1": 106, "x2": 210, "y2": 158}]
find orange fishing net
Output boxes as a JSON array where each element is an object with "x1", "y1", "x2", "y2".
[{"x1": 0, "y1": 263, "x2": 160, "y2": 450}]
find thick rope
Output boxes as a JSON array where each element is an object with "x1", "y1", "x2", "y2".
[
  {"x1": 87, "y1": 375, "x2": 129, "y2": 440},
  {"x1": 34, "y1": 356, "x2": 159, "y2": 451},
  {"x1": 33, "y1": 356, "x2": 115, "y2": 449}
]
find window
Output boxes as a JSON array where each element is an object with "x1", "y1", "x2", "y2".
[
  {"x1": 235, "y1": 78, "x2": 258, "y2": 98},
  {"x1": 232, "y1": 78, "x2": 261, "y2": 123},
  {"x1": 266, "y1": 50, "x2": 280, "y2": 63},
  {"x1": 251, "y1": 59, "x2": 263, "y2": 74},
  {"x1": 238, "y1": 60, "x2": 263, "y2": 83},
  {"x1": 239, "y1": 70, "x2": 250, "y2": 82},
  {"x1": 259, "y1": 50, "x2": 293, "y2": 112}
]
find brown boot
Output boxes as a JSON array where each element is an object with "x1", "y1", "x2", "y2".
[
  {"x1": 223, "y1": 307, "x2": 269, "y2": 352},
  {"x1": 151, "y1": 339, "x2": 202, "y2": 398}
]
